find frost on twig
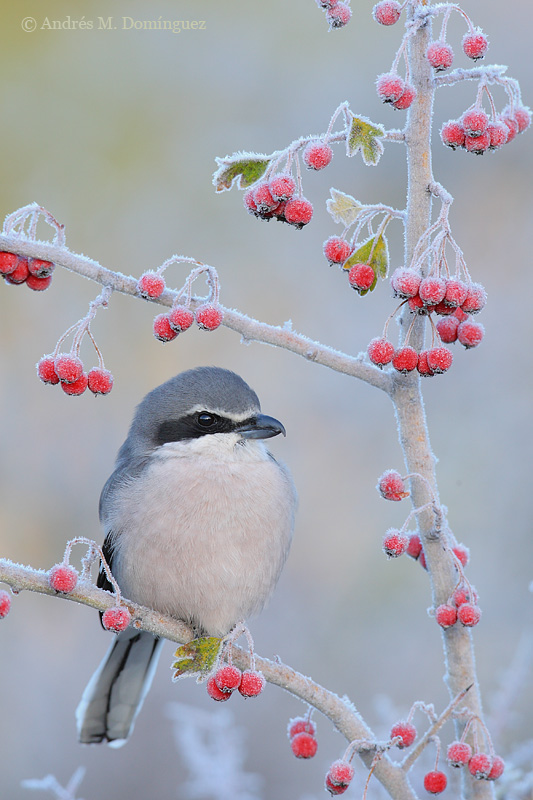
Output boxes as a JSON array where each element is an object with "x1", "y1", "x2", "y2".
[{"x1": 21, "y1": 767, "x2": 86, "y2": 800}]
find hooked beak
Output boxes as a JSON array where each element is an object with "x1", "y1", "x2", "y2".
[{"x1": 234, "y1": 413, "x2": 286, "y2": 440}]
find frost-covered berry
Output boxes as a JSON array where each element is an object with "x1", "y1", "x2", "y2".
[
  {"x1": 462, "y1": 30, "x2": 488, "y2": 61},
  {"x1": 457, "y1": 319, "x2": 484, "y2": 349},
  {"x1": 323, "y1": 236, "x2": 352, "y2": 265},
  {"x1": 487, "y1": 121, "x2": 509, "y2": 150},
  {"x1": 427, "y1": 346, "x2": 453, "y2": 374},
  {"x1": 419, "y1": 276, "x2": 447, "y2": 305},
  {"x1": 253, "y1": 182, "x2": 277, "y2": 215},
  {"x1": 513, "y1": 105, "x2": 532, "y2": 134},
  {"x1": 423, "y1": 770, "x2": 448, "y2": 794},
  {"x1": 373, "y1": 0, "x2": 401, "y2": 25},
  {"x1": 462, "y1": 283, "x2": 487, "y2": 314},
  {"x1": 390, "y1": 721, "x2": 417, "y2": 748},
  {"x1": 462, "y1": 109, "x2": 489, "y2": 136},
  {"x1": 49, "y1": 564, "x2": 79, "y2": 593},
  {"x1": 61, "y1": 372, "x2": 89, "y2": 396},
  {"x1": 88, "y1": 368, "x2": 114, "y2": 395},
  {"x1": 407, "y1": 534, "x2": 423, "y2": 559},
  {"x1": 447, "y1": 741, "x2": 472, "y2": 768},
  {"x1": 207, "y1": 675, "x2": 231, "y2": 701},
  {"x1": 288, "y1": 717, "x2": 317, "y2": 739},
  {"x1": 444, "y1": 279, "x2": 468, "y2": 308},
  {"x1": 26, "y1": 274, "x2": 53, "y2": 291},
  {"x1": 435, "y1": 604, "x2": 458, "y2": 629},
  {"x1": 436, "y1": 317, "x2": 459, "y2": 344},
  {"x1": 368, "y1": 337, "x2": 395, "y2": 368},
  {"x1": 238, "y1": 669, "x2": 265, "y2": 698},
  {"x1": 325, "y1": 760, "x2": 355, "y2": 795},
  {"x1": 284, "y1": 197, "x2": 313, "y2": 228},
  {"x1": 458, "y1": 603, "x2": 481, "y2": 627},
  {"x1": 0, "y1": 590, "x2": 11, "y2": 618},
  {"x1": 378, "y1": 469, "x2": 408, "y2": 501},
  {"x1": 392, "y1": 346, "x2": 418, "y2": 373},
  {"x1": 417, "y1": 350, "x2": 434, "y2": 377},
  {"x1": 465, "y1": 132, "x2": 491, "y2": 155},
  {"x1": 452, "y1": 584, "x2": 478, "y2": 608},
  {"x1": 468, "y1": 753, "x2": 492, "y2": 780},
  {"x1": 326, "y1": 2, "x2": 351, "y2": 28},
  {"x1": 303, "y1": 141, "x2": 333, "y2": 170},
  {"x1": 195, "y1": 304, "x2": 223, "y2": 331},
  {"x1": 243, "y1": 188, "x2": 258, "y2": 215},
  {"x1": 0, "y1": 252, "x2": 19, "y2": 275},
  {"x1": 37, "y1": 355, "x2": 60, "y2": 385},
  {"x1": 102, "y1": 605, "x2": 131, "y2": 632},
  {"x1": 441, "y1": 120, "x2": 466, "y2": 150},
  {"x1": 426, "y1": 41, "x2": 454, "y2": 71},
  {"x1": 452, "y1": 544, "x2": 469, "y2": 567},
  {"x1": 5, "y1": 256, "x2": 30, "y2": 284},
  {"x1": 392, "y1": 84, "x2": 417, "y2": 110},
  {"x1": 168, "y1": 305, "x2": 195, "y2": 332},
  {"x1": 269, "y1": 173, "x2": 296, "y2": 202},
  {"x1": 348, "y1": 263, "x2": 375, "y2": 292},
  {"x1": 28, "y1": 258, "x2": 54, "y2": 278},
  {"x1": 215, "y1": 665, "x2": 242, "y2": 693},
  {"x1": 137, "y1": 271, "x2": 166, "y2": 299},
  {"x1": 54, "y1": 353, "x2": 84, "y2": 384},
  {"x1": 500, "y1": 114, "x2": 519, "y2": 143},
  {"x1": 376, "y1": 73, "x2": 406, "y2": 104},
  {"x1": 487, "y1": 756, "x2": 505, "y2": 781},
  {"x1": 153, "y1": 313, "x2": 179, "y2": 342},
  {"x1": 391, "y1": 267, "x2": 421, "y2": 298},
  {"x1": 383, "y1": 529, "x2": 410, "y2": 557},
  {"x1": 291, "y1": 731, "x2": 318, "y2": 758}
]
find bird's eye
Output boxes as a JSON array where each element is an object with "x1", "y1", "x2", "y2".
[{"x1": 197, "y1": 412, "x2": 216, "y2": 428}]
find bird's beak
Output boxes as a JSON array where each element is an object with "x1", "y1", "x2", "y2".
[{"x1": 235, "y1": 413, "x2": 286, "y2": 440}]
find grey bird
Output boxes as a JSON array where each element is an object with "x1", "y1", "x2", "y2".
[{"x1": 76, "y1": 366, "x2": 297, "y2": 746}]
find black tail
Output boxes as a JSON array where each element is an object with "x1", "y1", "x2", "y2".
[{"x1": 76, "y1": 629, "x2": 163, "y2": 746}]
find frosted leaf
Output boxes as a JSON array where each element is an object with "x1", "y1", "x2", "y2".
[{"x1": 326, "y1": 188, "x2": 363, "y2": 227}]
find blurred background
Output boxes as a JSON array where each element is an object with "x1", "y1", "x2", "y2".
[{"x1": 0, "y1": 1, "x2": 531, "y2": 798}]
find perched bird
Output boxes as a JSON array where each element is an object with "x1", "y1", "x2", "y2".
[{"x1": 76, "y1": 367, "x2": 296, "y2": 746}]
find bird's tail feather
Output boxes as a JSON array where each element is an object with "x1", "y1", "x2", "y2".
[{"x1": 76, "y1": 628, "x2": 163, "y2": 746}]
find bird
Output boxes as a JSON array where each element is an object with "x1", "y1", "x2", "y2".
[{"x1": 76, "y1": 366, "x2": 297, "y2": 746}]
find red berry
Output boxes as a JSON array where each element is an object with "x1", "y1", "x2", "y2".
[
  {"x1": 368, "y1": 337, "x2": 395, "y2": 368},
  {"x1": 423, "y1": 770, "x2": 448, "y2": 794},
  {"x1": 195, "y1": 304, "x2": 223, "y2": 331},
  {"x1": 452, "y1": 544, "x2": 469, "y2": 567},
  {"x1": 291, "y1": 731, "x2": 318, "y2": 759},
  {"x1": 391, "y1": 267, "x2": 421, "y2": 298},
  {"x1": 376, "y1": 73, "x2": 406, "y2": 104},
  {"x1": 453, "y1": 307, "x2": 468, "y2": 323},
  {"x1": 390, "y1": 721, "x2": 417, "y2": 748},
  {"x1": 253, "y1": 182, "x2": 277, "y2": 215},
  {"x1": 468, "y1": 753, "x2": 492, "y2": 780},
  {"x1": 238, "y1": 669, "x2": 265, "y2": 698},
  {"x1": 269, "y1": 173, "x2": 296, "y2": 202},
  {"x1": 458, "y1": 603, "x2": 481, "y2": 627},
  {"x1": 457, "y1": 320, "x2": 484, "y2": 349},
  {"x1": 418, "y1": 549, "x2": 427, "y2": 569},
  {"x1": 49, "y1": 564, "x2": 78, "y2": 593},
  {"x1": 427, "y1": 346, "x2": 453, "y2": 374},
  {"x1": 87, "y1": 367, "x2": 114, "y2": 395},
  {"x1": 323, "y1": 236, "x2": 352, "y2": 265},
  {"x1": 407, "y1": 534, "x2": 422, "y2": 559},
  {"x1": 444, "y1": 279, "x2": 468, "y2": 308},
  {"x1": 325, "y1": 760, "x2": 355, "y2": 795},
  {"x1": 500, "y1": 114, "x2": 519, "y2": 144},
  {"x1": 102, "y1": 606, "x2": 132, "y2": 632},
  {"x1": 462, "y1": 283, "x2": 486, "y2": 314},
  {"x1": 462, "y1": 30, "x2": 488, "y2": 61},
  {"x1": 54, "y1": 353, "x2": 84, "y2": 384},
  {"x1": 392, "y1": 346, "x2": 418, "y2": 373},
  {"x1": 215, "y1": 665, "x2": 242, "y2": 693},
  {"x1": 37, "y1": 355, "x2": 60, "y2": 385},
  {"x1": 153, "y1": 313, "x2": 179, "y2": 342},
  {"x1": 26, "y1": 274, "x2": 53, "y2": 291},
  {"x1": 426, "y1": 41, "x2": 454, "y2": 71},
  {"x1": 243, "y1": 188, "x2": 258, "y2": 215},
  {"x1": 0, "y1": 590, "x2": 11, "y2": 618},
  {"x1": 373, "y1": 0, "x2": 401, "y2": 25},
  {"x1": 0, "y1": 252, "x2": 18, "y2": 275},
  {"x1": 447, "y1": 741, "x2": 472, "y2": 767},
  {"x1": 452, "y1": 584, "x2": 478, "y2": 608},
  {"x1": 383, "y1": 529, "x2": 410, "y2": 557},
  {"x1": 417, "y1": 350, "x2": 435, "y2": 378},
  {"x1": 378, "y1": 469, "x2": 408, "y2": 501},
  {"x1": 4, "y1": 256, "x2": 30, "y2": 284},
  {"x1": 513, "y1": 105, "x2": 532, "y2": 134},
  {"x1": 392, "y1": 84, "x2": 417, "y2": 110},
  {"x1": 61, "y1": 372, "x2": 89, "y2": 396},
  {"x1": 487, "y1": 755, "x2": 505, "y2": 780},
  {"x1": 326, "y1": 2, "x2": 351, "y2": 28},
  {"x1": 288, "y1": 716, "x2": 317, "y2": 739},
  {"x1": 441, "y1": 120, "x2": 466, "y2": 150},
  {"x1": 303, "y1": 141, "x2": 333, "y2": 170},
  {"x1": 435, "y1": 603, "x2": 458, "y2": 629},
  {"x1": 138, "y1": 272, "x2": 166, "y2": 299},
  {"x1": 465, "y1": 132, "x2": 491, "y2": 155},
  {"x1": 207, "y1": 675, "x2": 231, "y2": 701},
  {"x1": 168, "y1": 305, "x2": 195, "y2": 332},
  {"x1": 487, "y1": 121, "x2": 509, "y2": 150},
  {"x1": 419, "y1": 276, "x2": 447, "y2": 306},
  {"x1": 284, "y1": 197, "x2": 313, "y2": 228},
  {"x1": 348, "y1": 263, "x2": 375, "y2": 292},
  {"x1": 28, "y1": 258, "x2": 54, "y2": 278}
]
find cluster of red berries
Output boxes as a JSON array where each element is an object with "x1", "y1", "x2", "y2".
[
  {"x1": 447, "y1": 742, "x2": 504, "y2": 781},
  {"x1": 441, "y1": 103, "x2": 531, "y2": 156},
  {"x1": 206, "y1": 664, "x2": 265, "y2": 701},
  {"x1": 406, "y1": 532, "x2": 469, "y2": 573},
  {"x1": 153, "y1": 303, "x2": 223, "y2": 342},
  {"x1": 325, "y1": 759, "x2": 355, "y2": 796},
  {"x1": 426, "y1": 29, "x2": 489, "y2": 73},
  {"x1": 315, "y1": 0, "x2": 352, "y2": 29},
  {"x1": 48, "y1": 562, "x2": 131, "y2": 631},
  {"x1": 0, "y1": 590, "x2": 11, "y2": 619},
  {"x1": 244, "y1": 173, "x2": 314, "y2": 230},
  {"x1": 435, "y1": 582, "x2": 481, "y2": 630},
  {"x1": 287, "y1": 716, "x2": 318, "y2": 759},
  {"x1": 376, "y1": 72, "x2": 417, "y2": 111},
  {"x1": 37, "y1": 352, "x2": 114, "y2": 396},
  {"x1": 323, "y1": 237, "x2": 380, "y2": 294},
  {"x1": 0, "y1": 251, "x2": 55, "y2": 291}
]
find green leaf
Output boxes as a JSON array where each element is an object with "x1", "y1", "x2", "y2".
[
  {"x1": 326, "y1": 188, "x2": 364, "y2": 227},
  {"x1": 171, "y1": 637, "x2": 222, "y2": 682},
  {"x1": 342, "y1": 233, "x2": 389, "y2": 293},
  {"x1": 213, "y1": 152, "x2": 270, "y2": 193},
  {"x1": 346, "y1": 113, "x2": 385, "y2": 166}
]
